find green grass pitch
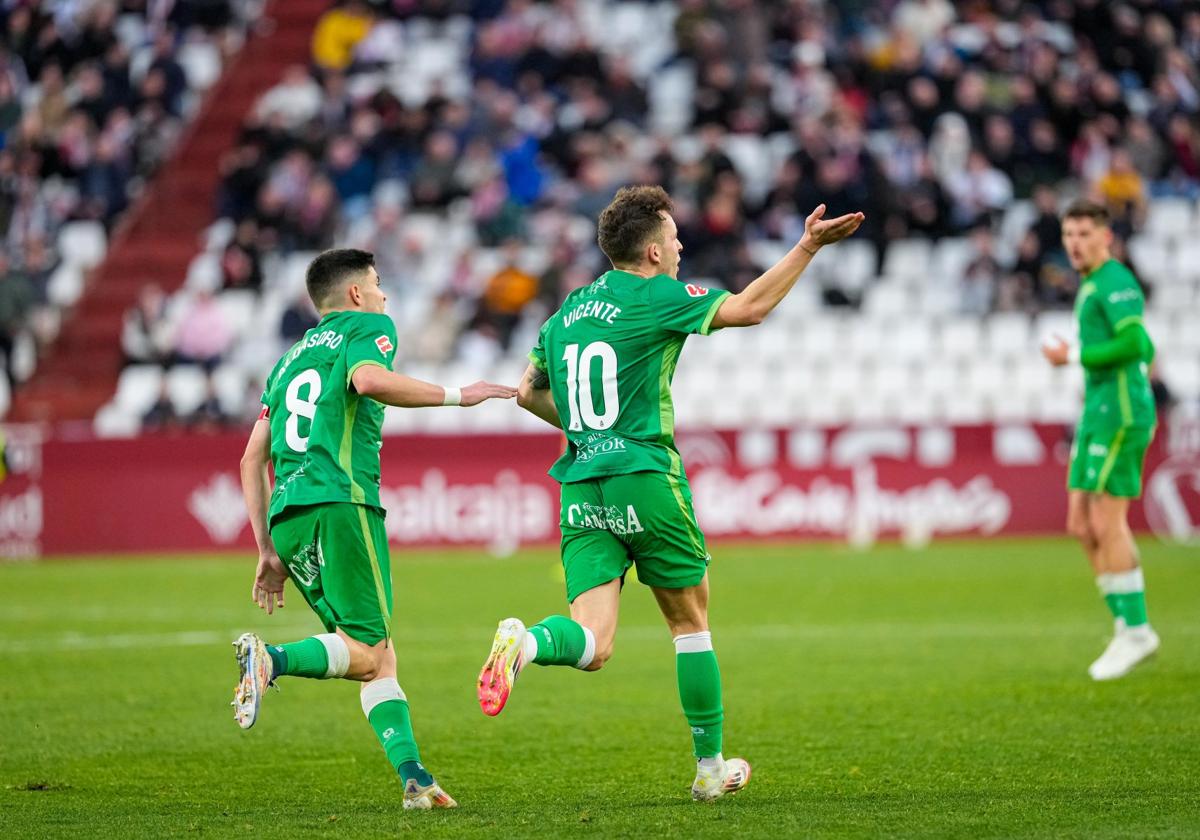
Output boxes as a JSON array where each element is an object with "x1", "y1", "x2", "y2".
[{"x1": 1, "y1": 538, "x2": 1198, "y2": 839}]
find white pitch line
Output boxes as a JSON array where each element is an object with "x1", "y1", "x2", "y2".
[{"x1": 7, "y1": 622, "x2": 1196, "y2": 654}]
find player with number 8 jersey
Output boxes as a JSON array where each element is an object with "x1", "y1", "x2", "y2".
[
  {"x1": 231, "y1": 249, "x2": 515, "y2": 812},
  {"x1": 476, "y1": 186, "x2": 865, "y2": 801}
]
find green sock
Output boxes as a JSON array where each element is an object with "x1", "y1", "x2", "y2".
[
  {"x1": 529, "y1": 615, "x2": 587, "y2": 666},
  {"x1": 364, "y1": 691, "x2": 432, "y2": 782},
  {"x1": 1102, "y1": 593, "x2": 1121, "y2": 621},
  {"x1": 1115, "y1": 591, "x2": 1149, "y2": 627},
  {"x1": 675, "y1": 632, "x2": 724, "y2": 758},
  {"x1": 269, "y1": 638, "x2": 328, "y2": 678}
]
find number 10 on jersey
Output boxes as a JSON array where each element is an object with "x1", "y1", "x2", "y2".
[{"x1": 562, "y1": 341, "x2": 619, "y2": 432}]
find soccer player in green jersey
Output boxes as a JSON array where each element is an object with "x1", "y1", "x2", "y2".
[
  {"x1": 476, "y1": 186, "x2": 863, "y2": 800},
  {"x1": 232, "y1": 249, "x2": 515, "y2": 809},
  {"x1": 1042, "y1": 200, "x2": 1159, "y2": 681}
]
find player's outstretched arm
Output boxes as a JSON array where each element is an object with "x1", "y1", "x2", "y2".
[
  {"x1": 516, "y1": 363, "x2": 561, "y2": 428},
  {"x1": 352, "y1": 364, "x2": 517, "y2": 407},
  {"x1": 711, "y1": 203, "x2": 864, "y2": 329},
  {"x1": 239, "y1": 418, "x2": 286, "y2": 614}
]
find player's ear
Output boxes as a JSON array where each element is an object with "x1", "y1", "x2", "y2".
[{"x1": 647, "y1": 240, "x2": 661, "y2": 265}]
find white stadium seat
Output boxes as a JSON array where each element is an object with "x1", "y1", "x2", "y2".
[
  {"x1": 115, "y1": 365, "x2": 164, "y2": 415},
  {"x1": 57, "y1": 221, "x2": 107, "y2": 270},
  {"x1": 166, "y1": 365, "x2": 209, "y2": 415},
  {"x1": 1145, "y1": 197, "x2": 1195, "y2": 241}
]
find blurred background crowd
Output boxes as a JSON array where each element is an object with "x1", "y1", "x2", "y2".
[{"x1": 3, "y1": 0, "x2": 1200, "y2": 432}]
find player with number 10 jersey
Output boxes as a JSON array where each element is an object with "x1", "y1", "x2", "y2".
[{"x1": 476, "y1": 186, "x2": 864, "y2": 801}]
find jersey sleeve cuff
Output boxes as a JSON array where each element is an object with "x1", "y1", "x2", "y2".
[
  {"x1": 1112, "y1": 314, "x2": 1144, "y2": 332},
  {"x1": 698, "y1": 291, "x2": 732, "y2": 336},
  {"x1": 346, "y1": 359, "x2": 387, "y2": 389},
  {"x1": 528, "y1": 351, "x2": 547, "y2": 370}
]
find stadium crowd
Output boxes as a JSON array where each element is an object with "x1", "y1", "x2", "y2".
[
  {"x1": 8, "y1": 0, "x2": 1200, "y2": 429},
  {"x1": 0, "y1": 0, "x2": 257, "y2": 409}
]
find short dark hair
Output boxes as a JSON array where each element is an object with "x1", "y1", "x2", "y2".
[
  {"x1": 305, "y1": 248, "x2": 375, "y2": 308},
  {"x1": 597, "y1": 185, "x2": 673, "y2": 266},
  {"x1": 1062, "y1": 199, "x2": 1109, "y2": 227}
]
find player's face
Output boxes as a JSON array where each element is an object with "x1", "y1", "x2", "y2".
[
  {"x1": 355, "y1": 267, "x2": 387, "y2": 314},
  {"x1": 656, "y1": 211, "x2": 683, "y2": 279},
  {"x1": 1061, "y1": 217, "x2": 1112, "y2": 274}
]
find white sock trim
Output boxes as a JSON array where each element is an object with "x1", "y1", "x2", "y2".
[
  {"x1": 522, "y1": 631, "x2": 539, "y2": 665},
  {"x1": 360, "y1": 677, "x2": 406, "y2": 717},
  {"x1": 674, "y1": 631, "x2": 713, "y2": 654},
  {"x1": 1096, "y1": 573, "x2": 1115, "y2": 594},
  {"x1": 315, "y1": 633, "x2": 350, "y2": 678},
  {"x1": 575, "y1": 626, "x2": 596, "y2": 669},
  {"x1": 1107, "y1": 568, "x2": 1145, "y2": 594}
]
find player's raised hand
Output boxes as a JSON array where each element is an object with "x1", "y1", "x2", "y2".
[
  {"x1": 460, "y1": 381, "x2": 519, "y2": 407},
  {"x1": 801, "y1": 203, "x2": 865, "y2": 250},
  {"x1": 252, "y1": 550, "x2": 288, "y2": 615},
  {"x1": 1041, "y1": 334, "x2": 1071, "y2": 366}
]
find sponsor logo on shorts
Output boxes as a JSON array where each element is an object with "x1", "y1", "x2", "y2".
[
  {"x1": 566, "y1": 502, "x2": 645, "y2": 535},
  {"x1": 1088, "y1": 443, "x2": 1109, "y2": 457},
  {"x1": 286, "y1": 540, "x2": 323, "y2": 586}
]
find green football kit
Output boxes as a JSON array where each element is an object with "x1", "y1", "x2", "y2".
[
  {"x1": 248, "y1": 308, "x2": 441, "y2": 792},
  {"x1": 528, "y1": 269, "x2": 730, "y2": 601},
  {"x1": 261, "y1": 309, "x2": 398, "y2": 645},
  {"x1": 1067, "y1": 259, "x2": 1156, "y2": 498}
]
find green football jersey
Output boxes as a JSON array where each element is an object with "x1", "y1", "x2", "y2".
[
  {"x1": 529, "y1": 270, "x2": 730, "y2": 483},
  {"x1": 261, "y1": 309, "x2": 398, "y2": 526},
  {"x1": 1074, "y1": 259, "x2": 1156, "y2": 429}
]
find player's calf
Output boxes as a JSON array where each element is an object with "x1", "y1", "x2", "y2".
[{"x1": 361, "y1": 677, "x2": 456, "y2": 808}]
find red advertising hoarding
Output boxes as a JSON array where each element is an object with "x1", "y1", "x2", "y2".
[{"x1": 1, "y1": 420, "x2": 1198, "y2": 558}]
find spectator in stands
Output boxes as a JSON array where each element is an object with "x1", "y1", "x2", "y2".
[
  {"x1": 946, "y1": 151, "x2": 1013, "y2": 232},
  {"x1": 254, "y1": 65, "x2": 321, "y2": 129},
  {"x1": 173, "y1": 289, "x2": 234, "y2": 371},
  {"x1": 280, "y1": 292, "x2": 319, "y2": 344},
  {"x1": 475, "y1": 239, "x2": 537, "y2": 349},
  {"x1": 1096, "y1": 148, "x2": 1148, "y2": 235},
  {"x1": 122, "y1": 283, "x2": 173, "y2": 367},
  {"x1": 186, "y1": 375, "x2": 233, "y2": 431},
  {"x1": 0, "y1": 251, "x2": 33, "y2": 390},
  {"x1": 141, "y1": 380, "x2": 181, "y2": 432},
  {"x1": 220, "y1": 221, "x2": 263, "y2": 291},
  {"x1": 312, "y1": 1, "x2": 375, "y2": 72},
  {"x1": 960, "y1": 227, "x2": 1001, "y2": 316}
]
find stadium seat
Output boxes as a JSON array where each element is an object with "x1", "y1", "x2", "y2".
[
  {"x1": 178, "y1": 40, "x2": 222, "y2": 90},
  {"x1": 211, "y1": 364, "x2": 248, "y2": 415},
  {"x1": 1033, "y1": 310, "x2": 1076, "y2": 344},
  {"x1": 882, "y1": 238, "x2": 932, "y2": 279},
  {"x1": 985, "y1": 312, "x2": 1033, "y2": 357},
  {"x1": 1160, "y1": 356, "x2": 1200, "y2": 399},
  {"x1": 165, "y1": 365, "x2": 209, "y2": 415},
  {"x1": 216, "y1": 290, "x2": 258, "y2": 338},
  {"x1": 114, "y1": 365, "x2": 165, "y2": 415},
  {"x1": 1145, "y1": 198, "x2": 1195, "y2": 241},
  {"x1": 939, "y1": 318, "x2": 984, "y2": 359},
  {"x1": 93, "y1": 402, "x2": 141, "y2": 438},
  {"x1": 46, "y1": 263, "x2": 85, "y2": 308},
  {"x1": 185, "y1": 253, "x2": 222, "y2": 293},
  {"x1": 57, "y1": 221, "x2": 107, "y2": 270}
]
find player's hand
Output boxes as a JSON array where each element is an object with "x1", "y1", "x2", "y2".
[
  {"x1": 800, "y1": 203, "x2": 865, "y2": 251},
  {"x1": 252, "y1": 550, "x2": 288, "y2": 615},
  {"x1": 1041, "y1": 335, "x2": 1071, "y2": 367},
  {"x1": 459, "y1": 381, "x2": 518, "y2": 407}
]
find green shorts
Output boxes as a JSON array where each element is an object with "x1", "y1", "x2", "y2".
[
  {"x1": 559, "y1": 471, "x2": 710, "y2": 603},
  {"x1": 269, "y1": 502, "x2": 392, "y2": 645},
  {"x1": 1067, "y1": 424, "x2": 1155, "y2": 498}
]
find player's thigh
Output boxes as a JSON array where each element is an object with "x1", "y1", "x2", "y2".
[
  {"x1": 608, "y1": 471, "x2": 710, "y2": 593},
  {"x1": 560, "y1": 480, "x2": 633, "y2": 604},
  {"x1": 269, "y1": 504, "x2": 339, "y2": 634},
  {"x1": 310, "y1": 503, "x2": 393, "y2": 647},
  {"x1": 1088, "y1": 493, "x2": 1131, "y2": 541},
  {"x1": 1096, "y1": 425, "x2": 1154, "y2": 499}
]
